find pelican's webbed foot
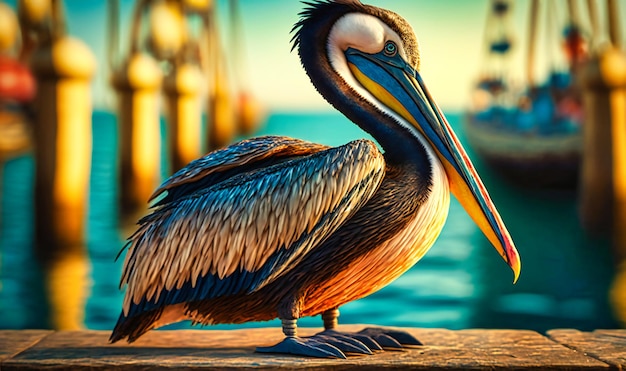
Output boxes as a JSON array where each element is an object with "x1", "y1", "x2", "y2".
[
  {"x1": 319, "y1": 309, "x2": 423, "y2": 350},
  {"x1": 357, "y1": 327, "x2": 422, "y2": 347},
  {"x1": 318, "y1": 327, "x2": 422, "y2": 350},
  {"x1": 256, "y1": 333, "x2": 376, "y2": 358},
  {"x1": 256, "y1": 327, "x2": 422, "y2": 358},
  {"x1": 256, "y1": 336, "x2": 348, "y2": 358},
  {"x1": 255, "y1": 311, "x2": 423, "y2": 358},
  {"x1": 255, "y1": 317, "x2": 373, "y2": 358}
]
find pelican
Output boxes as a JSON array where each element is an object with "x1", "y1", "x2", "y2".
[{"x1": 110, "y1": 0, "x2": 521, "y2": 358}]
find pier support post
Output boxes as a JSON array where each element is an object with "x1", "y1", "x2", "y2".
[
  {"x1": 111, "y1": 53, "x2": 162, "y2": 220},
  {"x1": 579, "y1": 46, "x2": 626, "y2": 254},
  {"x1": 204, "y1": 2, "x2": 236, "y2": 151},
  {"x1": 30, "y1": 35, "x2": 95, "y2": 330},
  {"x1": 164, "y1": 60, "x2": 203, "y2": 172},
  {"x1": 579, "y1": 46, "x2": 626, "y2": 326}
]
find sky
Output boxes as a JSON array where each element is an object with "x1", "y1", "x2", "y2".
[{"x1": 4, "y1": 0, "x2": 626, "y2": 112}]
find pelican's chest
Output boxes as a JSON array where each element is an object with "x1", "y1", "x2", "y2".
[
  {"x1": 354, "y1": 156, "x2": 450, "y2": 289},
  {"x1": 302, "y1": 157, "x2": 450, "y2": 315}
]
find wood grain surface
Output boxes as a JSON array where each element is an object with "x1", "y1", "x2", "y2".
[{"x1": 1, "y1": 326, "x2": 621, "y2": 370}]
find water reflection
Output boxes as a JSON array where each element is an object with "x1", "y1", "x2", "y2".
[
  {"x1": 0, "y1": 111, "x2": 620, "y2": 331},
  {"x1": 471, "y1": 184, "x2": 616, "y2": 331},
  {"x1": 462, "y1": 122, "x2": 617, "y2": 331},
  {"x1": 0, "y1": 155, "x2": 49, "y2": 328}
]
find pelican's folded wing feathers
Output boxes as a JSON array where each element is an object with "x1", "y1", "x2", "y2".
[
  {"x1": 119, "y1": 138, "x2": 386, "y2": 319},
  {"x1": 151, "y1": 136, "x2": 331, "y2": 206}
]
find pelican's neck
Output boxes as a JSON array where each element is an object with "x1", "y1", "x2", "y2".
[
  {"x1": 345, "y1": 97, "x2": 429, "y2": 168},
  {"x1": 306, "y1": 52, "x2": 430, "y2": 170},
  {"x1": 295, "y1": 6, "x2": 431, "y2": 170},
  {"x1": 312, "y1": 54, "x2": 433, "y2": 181}
]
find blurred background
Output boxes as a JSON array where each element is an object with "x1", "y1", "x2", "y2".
[{"x1": 0, "y1": 0, "x2": 625, "y2": 334}]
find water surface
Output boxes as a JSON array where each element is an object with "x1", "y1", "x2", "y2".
[{"x1": 0, "y1": 111, "x2": 618, "y2": 332}]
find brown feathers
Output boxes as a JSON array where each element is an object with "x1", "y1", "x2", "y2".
[
  {"x1": 119, "y1": 138, "x2": 385, "y2": 315},
  {"x1": 150, "y1": 136, "x2": 330, "y2": 202}
]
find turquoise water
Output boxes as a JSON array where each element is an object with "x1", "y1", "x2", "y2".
[{"x1": 0, "y1": 111, "x2": 619, "y2": 332}]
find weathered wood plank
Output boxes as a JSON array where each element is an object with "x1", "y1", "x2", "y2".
[
  {"x1": 548, "y1": 329, "x2": 626, "y2": 369},
  {"x1": 0, "y1": 330, "x2": 53, "y2": 364},
  {"x1": 1, "y1": 327, "x2": 611, "y2": 370}
]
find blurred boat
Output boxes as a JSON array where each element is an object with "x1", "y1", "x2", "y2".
[
  {"x1": 0, "y1": 56, "x2": 35, "y2": 159},
  {"x1": 0, "y1": 3, "x2": 35, "y2": 160},
  {"x1": 465, "y1": 0, "x2": 586, "y2": 188}
]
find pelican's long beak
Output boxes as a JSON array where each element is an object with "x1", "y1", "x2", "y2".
[{"x1": 346, "y1": 47, "x2": 521, "y2": 283}]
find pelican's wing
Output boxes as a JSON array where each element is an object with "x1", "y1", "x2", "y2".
[
  {"x1": 151, "y1": 135, "x2": 331, "y2": 206},
  {"x1": 119, "y1": 139, "x2": 386, "y2": 318}
]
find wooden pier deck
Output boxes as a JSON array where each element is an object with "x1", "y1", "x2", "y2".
[{"x1": 1, "y1": 326, "x2": 624, "y2": 370}]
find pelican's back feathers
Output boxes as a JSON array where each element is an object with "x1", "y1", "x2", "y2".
[{"x1": 151, "y1": 136, "x2": 330, "y2": 206}]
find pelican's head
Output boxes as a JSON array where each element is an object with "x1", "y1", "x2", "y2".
[{"x1": 292, "y1": 0, "x2": 521, "y2": 282}]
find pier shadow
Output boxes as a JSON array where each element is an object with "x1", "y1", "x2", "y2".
[{"x1": 13, "y1": 346, "x2": 257, "y2": 360}]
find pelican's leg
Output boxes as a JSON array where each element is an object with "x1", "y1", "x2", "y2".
[
  {"x1": 256, "y1": 299, "x2": 348, "y2": 358},
  {"x1": 256, "y1": 318, "x2": 347, "y2": 358},
  {"x1": 317, "y1": 308, "x2": 423, "y2": 349},
  {"x1": 322, "y1": 308, "x2": 340, "y2": 330}
]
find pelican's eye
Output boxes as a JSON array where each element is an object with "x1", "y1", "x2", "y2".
[{"x1": 383, "y1": 41, "x2": 397, "y2": 57}]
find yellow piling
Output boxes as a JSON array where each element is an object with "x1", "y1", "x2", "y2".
[
  {"x1": 207, "y1": 66, "x2": 237, "y2": 150},
  {"x1": 147, "y1": 0, "x2": 186, "y2": 61},
  {"x1": 204, "y1": 2, "x2": 236, "y2": 151},
  {"x1": 228, "y1": 0, "x2": 263, "y2": 135},
  {"x1": 30, "y1": 35, "x2": 95, "y2": 330},
  {"x1": 183, "y1": 0, "x2": 211, "y2": 11},
  {"x1": 111, "y1": 53, "x2": 162, "y2": 219},
  {"x1": 17, "y1": 0, "x2": 51, "y2": 56},
  {"x1": 579, "y1": 47, "x2": 626, "y2": 248},
  {"x1": 579, "y1": 46, "x2": 626, "y2": 326},
  {"x1": 236, "y1": 91, "x2": 263, "y2": 136},
  {"x1": 164, "y1": 60, "x2": 203, "y2": 172},
  {"x1": 0, "y1": 3, "x2": 19, "y2": 54},
  {"x1": 17, "y1": 0, "x2": 51, "y2": 27}
]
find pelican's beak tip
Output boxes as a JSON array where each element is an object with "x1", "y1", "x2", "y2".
[{"x1": 510, "y1": 248, "x2": 521, "y2": 284}]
